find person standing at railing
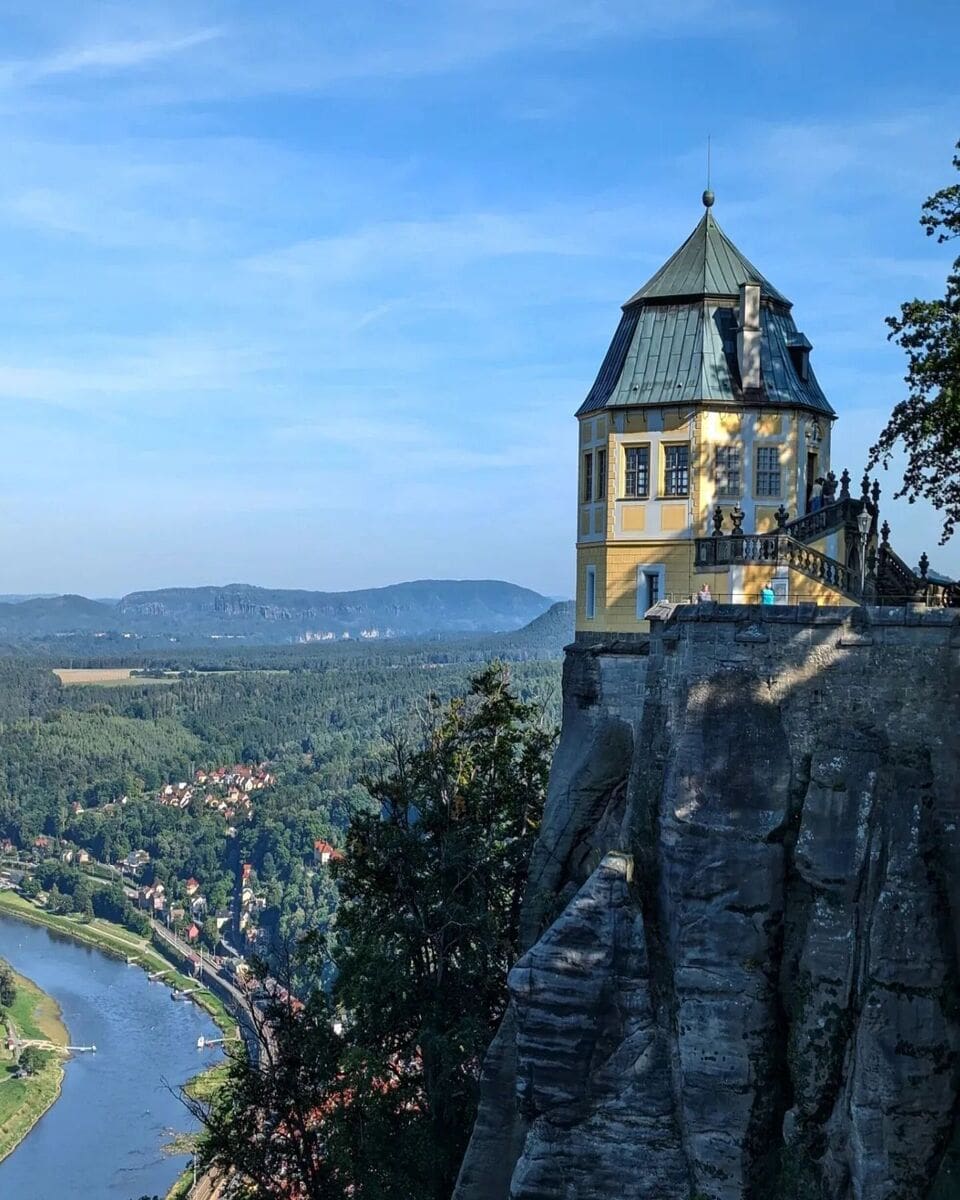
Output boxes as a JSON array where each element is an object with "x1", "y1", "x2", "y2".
[
  {"x1": 761, "y1": 583, "x2": 776, "y2": 605},
  {"x1": 809, "y1": 477, "x2": 824, "y2": 513},
  {"x1": 697, "y1": 583, "x2": 712, "y2": 603}
]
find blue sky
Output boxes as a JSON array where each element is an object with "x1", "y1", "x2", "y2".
[{"x1": 0, "y1": 0, "x2": 956, "y2": 597}]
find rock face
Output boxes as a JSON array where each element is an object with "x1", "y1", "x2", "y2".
[{"x1": 455, "y1": 605, "x2": 960, "y2": 1200}]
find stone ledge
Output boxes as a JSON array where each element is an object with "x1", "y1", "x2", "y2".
[
  {"x1": 655, "y1": 603, "x2": 958, "y2": 629},
  {"x1": 572, "y1": 606, "x2": 958, "y2": 654}
]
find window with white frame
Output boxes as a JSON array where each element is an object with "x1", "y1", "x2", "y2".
[
  {"x1": 636, "y1": 565, "x2": 665, "y2": 616},
  {"x1": 664, "y1": 444, "x2": 690, "y2": 496},
  {"x1": 772, "y1": 566, "x2": 789, "y2": 603},
  {"x1": 756, "y1": 446, "x2": 782, "y2": 497},
  {"x1": 582, "y1": 452, "x2": 594, "y2": 503},
  {"x1": 715, "y1": 445, "x2": 741, "y2": 498},
  {"x1": 624, "y1": 445, "x2": 650, "y2": 498},
  {"x1": 585, "y1": 565, "x2": 597, "y2": 619}
]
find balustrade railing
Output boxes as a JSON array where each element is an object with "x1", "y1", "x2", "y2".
[
  {"x1": 784, "y1": 497, "x2": 860, "y2": 545},
  {"x1": 877, "y1": 544, "x2": 917, "y2": 601},
  {"x1": 695, "y1": 533, "x2": 855, "y2": 598},
  {"x1": 876, "y1": 544, "x2": 957, "y2": 606}
]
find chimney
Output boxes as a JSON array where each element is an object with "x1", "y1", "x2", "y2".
[{"x1": 737, "y1": 281, "x2": 761, "y2": 393}]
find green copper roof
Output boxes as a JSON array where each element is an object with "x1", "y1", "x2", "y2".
[
  {"x1": 576, "y1": 302, "x2": 834, "y2": 417},
  {"x1": 624, "y1": 210, "x2": 790, "y2": 308},
  {"x1": 576, "y1": 202, "x2": 835, "y2": 418}
]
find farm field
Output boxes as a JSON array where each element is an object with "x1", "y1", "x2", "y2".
[{"x1": 53, "y1": 668, "x2": 178, "y2": 687}]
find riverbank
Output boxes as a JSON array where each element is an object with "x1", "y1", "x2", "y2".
[
  {"x1": 0, "y1": 916, "x2": 228, "y2": 1200},
  {"x1": 0, "y1": 889, "x2": 236, "y2": 1174},
  {"x1": 0, "y1": 963, "x2": 69, "y2": 1163},
  {"x1": 0, "y1": 891, "x2": 233, "y2": 1034}
]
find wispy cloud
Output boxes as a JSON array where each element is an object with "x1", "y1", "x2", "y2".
[
  {"x1": 0, "y1": 28, "x2": 222, "y2": 88},
  {"x1": 0, "y1": 0, "x2": 783, "y2": 108},
  {"x1": 245, "y1": 210, "x2": 602, "y2": 284},
  {"x1": 0, "y1": 1, "x2": 954, "y2": 592}
]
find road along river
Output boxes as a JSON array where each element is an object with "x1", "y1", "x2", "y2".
[{"x1": 0, "y1": 914, "x2": 223, "y2": 1200}]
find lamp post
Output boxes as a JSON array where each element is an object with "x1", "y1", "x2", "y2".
[{"x1": 857, "y1": 508, "x2": 872, "y2": 598}]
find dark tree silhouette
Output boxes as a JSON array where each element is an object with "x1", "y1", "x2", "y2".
[{"x1": 870, "y1": 139, "x2": 960, "y2": 542}]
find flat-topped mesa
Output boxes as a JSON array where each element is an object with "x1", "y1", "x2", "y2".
[
  {"x1": 575, "y1": 194, "x2": 880, "y2": 628},
  {"x1": 455, "y1": 604, "x2": 960, "y2": 1200}
]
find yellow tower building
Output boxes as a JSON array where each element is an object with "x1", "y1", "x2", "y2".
[{"x1": 575, "y1": 191, "x2": 875, "y2": 634}]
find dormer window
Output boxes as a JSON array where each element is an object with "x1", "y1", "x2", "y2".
[{"x1": 787, "y1": 333, "x2": 812, "y2": 383}]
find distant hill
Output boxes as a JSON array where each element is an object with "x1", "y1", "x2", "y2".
[
  {"x1": 501, "y1": 600, "x2": 575, "y2": 657},
  {"x1": 0, "y1": 580, "x2": 553, "y2": 645},
  {"x1": 0, "y1": 594, "x2": 117, "y2": 637},
  {"x1": 0, "y1": 594, "x2": 60, "y2": 603}
]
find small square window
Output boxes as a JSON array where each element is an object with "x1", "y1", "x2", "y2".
[
  {"x1": 664, "y1": 445, "x2": 689, "y2": 497},
  {"x1": 756, "y1": 446, "x2": 782, "y2": 497},
  {"x1": 624, "y1": 446, "x2": 649, "y2": 498}
]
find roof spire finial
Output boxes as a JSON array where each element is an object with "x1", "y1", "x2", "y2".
[{"x1": 702, "y1": 134, "x2": 714, "y2": 208}]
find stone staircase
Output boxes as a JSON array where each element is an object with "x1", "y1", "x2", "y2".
[{"x1": 695, "y1": 469, "x2": 958, "y2": 607}]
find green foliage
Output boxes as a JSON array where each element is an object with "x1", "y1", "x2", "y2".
[
  {"x1": 0, "y1": 660, "x2": 61, "y2": 725},
  {"x1": 196, "y1": 665, "x2": 555, "y2": 1200},
  {"x1": 17, "y1": 1045, "x2": 49, "y2": 1076},
  {"x1": 870, "y1": 139, "x2": 960, "y2": 542},
  {"x1": 197, "y1": 989, "x2": 346, "y2": 1199},
  {"x1": 0, "y1": 961, "x2": 15, "y2": 1009},
  {"x1": 0, "y1": 642, "x2": 559, "y2": 977},
  {"x1": 46, "y1": 885, "x2": 71, "y2": 915}
]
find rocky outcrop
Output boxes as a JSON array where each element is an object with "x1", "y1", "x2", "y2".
[{"x1": 455, "y1": 605, "x2": 960, "y2": 1200}]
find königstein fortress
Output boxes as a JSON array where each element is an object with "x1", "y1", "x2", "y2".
[{"x1": 455, "y1": 196, "x2": 960, "y2": 1200}]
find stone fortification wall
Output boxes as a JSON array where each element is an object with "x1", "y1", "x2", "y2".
[{"x1": 455, "y1": 604, "x2": 960, "y2": 1200}]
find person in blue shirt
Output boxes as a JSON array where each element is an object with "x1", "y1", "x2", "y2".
[{"x1": 760, "y1": 583, "x2": 776, "y2": 605}]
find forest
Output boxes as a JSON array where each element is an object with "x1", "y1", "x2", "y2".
[{"x1": 0, "y1": 620, "x2": 565, "y2": 972}]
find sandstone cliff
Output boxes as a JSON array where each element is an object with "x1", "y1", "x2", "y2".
[{"x1": 455, "y1": 604, "x2": 960, "y2": 1200}]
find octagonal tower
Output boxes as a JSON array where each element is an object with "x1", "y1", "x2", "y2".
[{"x1": 574, "y1": 192, "x2": 856, "y2": 632}]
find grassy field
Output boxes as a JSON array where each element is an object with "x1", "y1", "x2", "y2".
[
  {"x1": 0, "y1": 965, "x2": 68, "y2": 1163},
  {"x1": 185, "y1": 1060, "x2": 230, "y2": 1104},
  {"x1": 54, "y1": 667, "x2": 179, "y2": 687},
  {"x1": 6, "y1": 968, "x2": 67, "y2": 1044}
]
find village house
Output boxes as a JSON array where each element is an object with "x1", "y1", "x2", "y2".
[
  {"x1": 313, "y1": 840, "x2": 344, "y2": 868},
  {"x1": 123, "y1": 849, "x2": 150, "y2": 873},
  {"x1": 184, "y1": 877, "x2": 201, "y2": 897},
  {"x1": 139, "y1": 880, "x2": 166, "y2": 913}
]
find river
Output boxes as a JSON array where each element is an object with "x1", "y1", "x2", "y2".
[{"x1": 0, "y1": 915, "x2": 224, "y2": 1200}]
